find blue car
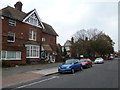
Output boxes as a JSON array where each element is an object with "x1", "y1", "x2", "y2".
[{"x1": 58, "y1": 59, "x2": 83, "y2": 74}]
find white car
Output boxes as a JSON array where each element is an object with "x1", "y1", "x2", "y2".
[{"x1": 94, "y1": 58, "x2": 104, "y2": 64}]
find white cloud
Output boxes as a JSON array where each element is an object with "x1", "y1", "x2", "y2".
[{"x1": 0, "y1": 0, "x2": 118, "y2": 50}]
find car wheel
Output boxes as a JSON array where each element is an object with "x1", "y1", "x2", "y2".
[
  {"x1": 59, "y1": 72, "x2": 62, "y2": 74},
  {"x1": 71, "y1": 68, "x2": 75, "y2": 74},
  {"x1": 80, "y1": 67, "x2": 83, "y2": 71},
  {"x1": 86, "y1": 65, "x2": 89, "y2": 68},
  {"x1": 91, "y1": 64, "x2": 92, "y2": 67},
  {"x1": 88, "y1": 65, "x2": 91, "y2": 68}
]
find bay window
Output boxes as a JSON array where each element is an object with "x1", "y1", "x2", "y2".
[
  {"x1": 0, "y1": 51, "x2": 21, "y2": 60},
  {"x1": 26, "y1": 45, "x2": 40, "y2": 58}
]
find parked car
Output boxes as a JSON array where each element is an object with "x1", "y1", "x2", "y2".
[
  {"x1": 108, "y1": 56, "x2": 114, "y2": 60},
  {"x1": 94, "y1": 57, "x2": 104, "y2": 64},
  {"x1": 58, "y1": 59, "x2": 83, "y2": 74},
  {"x1": 79, "y1": 59, "x2": 93, "y2": 68}
]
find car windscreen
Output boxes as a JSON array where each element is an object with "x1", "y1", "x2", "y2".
[
  {"x1": 65, "y1": 60, "x2": 74, "y2": 64},
  {"x1": 80, "y1": 59, "x2": 87, "y2": 62},
  {"x1": 96, "y1": 58, "x2": 102, "y2": 60},
  {"x1": 95, "y1": 58, "x2": 103, "y2": 61}
]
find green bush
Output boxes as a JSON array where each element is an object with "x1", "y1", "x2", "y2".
[{"x1": 2, "y1": 60, "x2": 15, "y2": 67}]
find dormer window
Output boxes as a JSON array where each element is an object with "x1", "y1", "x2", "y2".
[
  {"x1": 7, "y1": 32, "x2": 15, "y2": 42},
  {"x1": 9, "y1": 19, "x2": 16, "y2": 26},
  {"x1": 29, "y1": 30, "x2": 36, "y2": 41}
]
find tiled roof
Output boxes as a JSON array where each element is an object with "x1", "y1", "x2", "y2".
[
  {"x1": 42, "y1": 22, "x2": 58, "y2": 36},
  {"x1": 66, "y1": 40, "x2": 73, "y2": 44},
  {"x1": 1, "y1": 6, "x2": 26, "y2": 21},
  {"x1": 1, "y1": 6, "x2": 58, "y2": 36}
]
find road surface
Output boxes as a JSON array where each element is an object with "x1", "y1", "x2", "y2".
[{"x1": 4, "y1": 59, "x2": 119, "y2": 89}]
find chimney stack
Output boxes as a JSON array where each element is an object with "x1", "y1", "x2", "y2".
[
  {"x1": 14, "y1": 1, "x2": 23, "y2": 11},
  {"x1": 71, "y1": 37, "x2": 74, "y2": 43}
]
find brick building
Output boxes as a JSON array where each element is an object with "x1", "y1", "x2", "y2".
[
  {"x1": 0, "y1": 1, "x2": 58, "y2": 64},
  {"x1": 41, "y1": 23, "x2": 58, "y2": 63}
]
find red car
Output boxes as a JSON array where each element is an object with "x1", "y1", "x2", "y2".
[{"x1": 80, "y1": 59, "x2": 93, "y2": 68}]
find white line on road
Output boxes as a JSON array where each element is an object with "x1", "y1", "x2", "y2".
[{"x1": 11, "y1": 76, "x2": 59, "y2": 90}]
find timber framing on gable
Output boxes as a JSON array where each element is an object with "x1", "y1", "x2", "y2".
[{"x1": 23, "y1": 9, "x2": 45, "y2": 29}]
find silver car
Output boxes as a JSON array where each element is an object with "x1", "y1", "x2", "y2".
[{"x1": 94, "y1": 58, "x2": 104, "y2": 64}]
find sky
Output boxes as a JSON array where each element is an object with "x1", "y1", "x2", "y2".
[{"x1": 0, "y1": 0, "x2": 119, "y2": 51}]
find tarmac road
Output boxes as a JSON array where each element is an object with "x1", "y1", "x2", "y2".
[{"x1": 7, "y1": 59, "x2": 118, "y2": 89}]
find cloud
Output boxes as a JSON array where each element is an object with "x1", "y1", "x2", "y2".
[{"x1": 0, "y1": 0, "x2": 118, "y2": 50}]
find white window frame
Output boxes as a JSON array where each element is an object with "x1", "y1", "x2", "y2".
[
  {"x1": 23, "y1": 10, "x2": 45, "y2": 29},
  {"x1": 0, "y1": 51, "x2": 1, "y2": 60},
  {"x1": 29, "y1": 30, "x2": 37, "y2": 41},
  {"x1": 0, "y1": 51, "x2": 21, "y2": 60},
  {"x1": 29, "y1": 13, "x2": 38, "y2": 26},
  {"x1": 7, "y1": 32, "x2": 15, "y2": 42},
  {"x1": 42, "y1": 37, "x2": 46, "y2": 42},
  {"x1": 9, "y1": 19, "x2": 16, "y2": 26},
  {"x1": 65, "y1": 42, "x2": 71, "y2": 46},
  {"x1": 25, "y1": 45, "x2": 40, "y2": 58},
  {"x1": 65, "y1": 47, "x2": 70, "y2": 51}
]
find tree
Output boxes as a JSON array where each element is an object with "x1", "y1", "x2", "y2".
[
  {"x1": 72, "y1": 28, "x2": 114, "y2": 58},
  {"x1": 73, "y1": 28, "x2": 102, "y2": 41},
  {"x1": 61, "y1": 47, "x2": 68, "y2": 62},
  {"x1": 93, "y1": 34, "x2": 114, "y2": 56},
  {"x1": 87, "y1": 28, "x2": 103, "y2": 40},
  {"x1": 72, "y1": 29, "x2": 102, "y2": 58},
  {"x1": 62, "y1": 47, "x2": 67, "y2": 56}
]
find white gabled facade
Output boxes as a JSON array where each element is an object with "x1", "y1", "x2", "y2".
[
  {"x1": 64, "y1": 40, "x2": 72, "y2": 46},
  {"x1": 23, "y1": 9, "x2": 45, "y2": 29}
]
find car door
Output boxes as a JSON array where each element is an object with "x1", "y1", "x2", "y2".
[
  {"x1": 77, "y1": 60, "x2": 82, "y2": 69},
  {"x1": 74, "y1": 60, "x2": 80, "y2": 70},
  {"x1": 87, "y1": 59, "x2": 92, "y2": 66}
]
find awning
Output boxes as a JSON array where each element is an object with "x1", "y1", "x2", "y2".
[{"x1": 42, "y1": 44, "x2": 53, "y2": 51}]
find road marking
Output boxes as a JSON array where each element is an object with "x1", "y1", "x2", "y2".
[{"x1": 11, "y1": 76, "x2": 59, "y2": 90}]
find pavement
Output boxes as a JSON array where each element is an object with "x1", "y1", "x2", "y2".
[{"x1": 1, "y1": 62, "x2": 61, "y2": 88}]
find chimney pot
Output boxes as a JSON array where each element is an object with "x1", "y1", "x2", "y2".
[
  {"x1": 14, "y1": 1, "x2": 23, "y2": 11},
  {"x1": 71, "y1": 37, "x2": 74, "y2": 43}
]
